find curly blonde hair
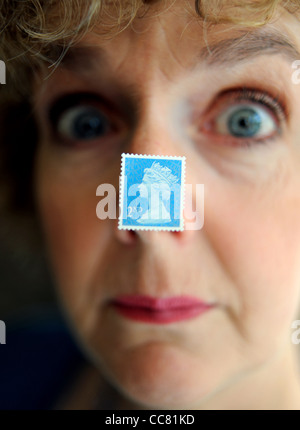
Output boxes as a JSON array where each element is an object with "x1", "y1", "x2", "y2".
[{"x1": 0, "y1": 0, "x2": 299, "y2": 98}]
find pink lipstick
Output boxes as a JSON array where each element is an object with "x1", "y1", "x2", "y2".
[{"x1": 111, "y1": 295, "x2": 213, "y2": 324}]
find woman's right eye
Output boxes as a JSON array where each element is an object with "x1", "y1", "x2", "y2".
[{"x1": 56, "y1": 105, "x2": 112, "y2": 141}]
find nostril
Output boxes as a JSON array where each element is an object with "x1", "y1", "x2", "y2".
[
  {"x1": 172, "y1": 230, "x2": 182, "y2": 237},
  {"x1": 115, "y1": 223, "x2": 138, "y2": 245},
  {"x1": 170, "y1": 229, "x2": 187, "y2": 242}
]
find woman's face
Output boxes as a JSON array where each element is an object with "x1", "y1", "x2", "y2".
[{"x1": 34, "y1": 1, "x2": 300, "y2": 408}]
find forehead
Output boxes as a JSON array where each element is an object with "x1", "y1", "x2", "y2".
[
  {"x1": 60, "y1": 3, "x2": 300, "y2": 77},
  {"x1": 35, "y1": 1, "x2": 300, "y2": 106}
]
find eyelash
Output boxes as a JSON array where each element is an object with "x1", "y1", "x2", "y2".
[
  {"x1": 200, "y1": 87, "x2": 286, "y2": 147},
  {"x1": 233, "y1": 88, "x2": 286, "y2": 124}
]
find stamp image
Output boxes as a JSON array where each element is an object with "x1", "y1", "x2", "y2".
[{"x1": 119, "y1": 154, "x2": 186, "y2": 231}]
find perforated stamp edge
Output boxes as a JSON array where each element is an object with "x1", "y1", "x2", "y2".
[{"x1": 118, "y1": 153, "x2": 186, "y2": 231}]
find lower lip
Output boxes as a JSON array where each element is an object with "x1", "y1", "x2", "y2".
[{"x1": 111, "y1": 295, "x2": 213, "y2": 324}]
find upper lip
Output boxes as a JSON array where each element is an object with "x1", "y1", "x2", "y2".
[{"x1": 111, "y1": 295, "x2": 213, "y2": 310}]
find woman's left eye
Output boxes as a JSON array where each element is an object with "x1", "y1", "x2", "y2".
[
  {"x1": 216, "y1": 104, "x2": 276, "y2": 139},
  {"x1": 200, "y1": 90, "x2": 285, "y2": 145}
]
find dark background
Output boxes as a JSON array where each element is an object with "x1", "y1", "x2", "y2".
[{"x1": 0, "y1": 211, "x2": 85, "y2": 410}]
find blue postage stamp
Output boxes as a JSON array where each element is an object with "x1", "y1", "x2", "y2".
[{"x1": 119, "y1": 153, "x2": 186, "y2": 231}]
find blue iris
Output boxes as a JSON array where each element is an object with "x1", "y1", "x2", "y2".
[
  {"x1": 72, "y1": 108, "x2": 109, "y2": 139},
  {"x1": 228, "y1": 107, "x2": 262, "y2": 138}
]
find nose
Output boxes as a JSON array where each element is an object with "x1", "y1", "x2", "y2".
[{"x1": 114, "y1": 104, "x2": 200, "y2": 246}]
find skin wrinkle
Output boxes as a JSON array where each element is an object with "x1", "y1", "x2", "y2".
[{"x1": 57, "y1": 26, "x2": 300, "y2": 78}]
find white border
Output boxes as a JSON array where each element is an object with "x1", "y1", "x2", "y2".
[{"x1": 118, "y1": 153, "x2": 186, "y2": 231}]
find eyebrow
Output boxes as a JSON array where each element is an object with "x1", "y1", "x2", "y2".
[
  {"x1": 57, "y1": 28, "x2": 300, "y2": 74},
  {"x1": 201, "y1": 28, "x2": 300, "y2": 66}
]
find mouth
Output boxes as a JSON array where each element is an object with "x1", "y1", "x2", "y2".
[{"x1": 110, "y1": 295, "x2": 214, "y2": 324}]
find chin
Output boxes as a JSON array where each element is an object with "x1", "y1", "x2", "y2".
[{"x1": 96, "y1": 341, "x2": 229, "y2": 410}]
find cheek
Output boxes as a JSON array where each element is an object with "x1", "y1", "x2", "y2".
[
  {"x1": 207, "y1": 174, "x2": 300, "y2": 342},
  {"x1": 35, "y1": 155, "x2": 110, "y2": 303}
]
